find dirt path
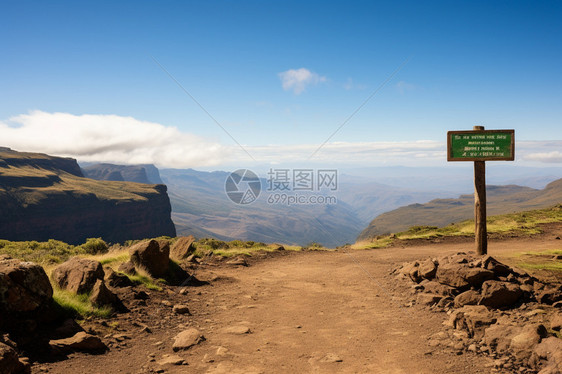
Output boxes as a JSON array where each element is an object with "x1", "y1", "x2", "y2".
[{"x1": 37, "y1": 233, "x2": 561, "y2": 374}]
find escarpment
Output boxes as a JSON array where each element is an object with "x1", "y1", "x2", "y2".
[{"x1": 0, "y1": 148, "x2": 176, "y2": 244}]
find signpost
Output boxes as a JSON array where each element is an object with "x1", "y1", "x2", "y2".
[{"x1": 447, "y1": 126, "x2": 515, "y2": 255}]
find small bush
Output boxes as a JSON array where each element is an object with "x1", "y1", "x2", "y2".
[{"x1": 81, "y1": 238, "x2": 109, "y2": 254}]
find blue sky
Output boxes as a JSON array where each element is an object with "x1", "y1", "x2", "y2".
[{"x1": 1, "y1": 1, "x2": 561, "y2": 168}]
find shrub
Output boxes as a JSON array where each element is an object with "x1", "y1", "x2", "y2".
[{"x1": 81, "y1": 238, "x2": 109, "y2": 254}]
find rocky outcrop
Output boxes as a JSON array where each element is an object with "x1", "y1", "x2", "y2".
[
  {"x1": 51, "y1": 258, "x2": 104, "y2": 294},
  {"x1": 82, "y1": 163, "x2": 163, "y2": 184},
  {"x1": 0, "y1": 148, "x2": 176, "y2": 244},
  {"x1": 0, "y1": 255, "x2": 53, "y2": 314},
  {"x1": 129, "y1": 240, "x2": 170, "y2": 277},
  {"x1": 396, "y1": 252, "x2": 562, "y2": 373},
  {"x1": 170, "y1": 236, "x2": 195, "y2": 261}
]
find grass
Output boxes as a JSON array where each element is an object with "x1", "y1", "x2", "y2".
[
  {"x1": 52, "y1": 288, "x2": 113, "y2": 318},
  {"x1": 193, "y1": 238, "x2": 303, "y2": 258},
  {"x1": 352, "y1": 204, "x2": 562, "y2": 250}
]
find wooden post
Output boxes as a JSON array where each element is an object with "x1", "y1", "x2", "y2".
[{"x1": 473, "y1": 125, "x2": 487, "y2": 255}]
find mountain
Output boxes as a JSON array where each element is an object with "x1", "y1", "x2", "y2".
[
  {"x1": 160, "y1": 168, "x2": 364, "y2": 247},
  {"x1": 0, "y1": 148, "x2": 175, "y2": 244},
  {"x1": 357, "y1": 179, "x2": 562, "y2": 241},
  {"x1": 82, "y1": 163, "x2": 163, "y2": 184}
]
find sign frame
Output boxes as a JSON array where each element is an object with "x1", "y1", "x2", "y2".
[{"x1": 447, "y1": 129, "x2": 515, "y2": 162}]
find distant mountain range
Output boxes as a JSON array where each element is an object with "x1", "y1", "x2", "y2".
[
  {"x1": 357, "y1": 178, "x2": 562, "y2": 241},
  {"x1": 0, "y1": 148, "x2": 175, "y2": 244},
  {"x1": 79, "y1": 161, "x2": 562, "y2": 247}
]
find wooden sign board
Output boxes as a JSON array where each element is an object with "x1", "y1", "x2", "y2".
[{"x1": 447, "y1": 129, "x2": 514, "y2": 161}]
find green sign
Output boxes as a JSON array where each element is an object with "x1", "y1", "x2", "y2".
[{"x1": 447, "y1": 129, "x2": 514, "y2": 161}]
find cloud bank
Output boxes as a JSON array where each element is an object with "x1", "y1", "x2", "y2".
[
  {"x1": 0, "y1": 111, "x2": 227, "y2": 168},
  {"x1": 1, "y1": 111, "x2": 560, "y2": 169},
  {"x1": 278, "y1": 68, "x2": 326, "y2": 94}
]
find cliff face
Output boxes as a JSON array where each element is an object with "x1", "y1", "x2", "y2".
[
  {"x1": 0, "y1": 148, "x2": 176, "y2": 244},
  {"x1": 82, "y1": 163, "x2": 164, "y2": 184}
]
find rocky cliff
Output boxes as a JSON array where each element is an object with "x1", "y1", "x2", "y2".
[
  {"x1": 82, "y1": 163, "x2": 163, "y2": 184},
  {"x1": 0, "y1": 148, "x2": 176, "y2": 244}
]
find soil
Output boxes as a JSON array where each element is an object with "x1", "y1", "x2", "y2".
[{"x1": 32, "y1": 224, "x2": 562, "y2": 374}]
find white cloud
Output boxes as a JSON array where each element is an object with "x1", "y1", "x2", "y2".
[
  {"x1": 278, "y1": 68, "x2": 326, "y2": 95},
  {"x1": 523, "y1": 151, "x2": 562, "y2": 163},
  {"x1": 343, "y1": 77, "x2": 366, "y2": 91},
  {"x1": 0, "y1": 111, "x2": 228, "y2": 168}
]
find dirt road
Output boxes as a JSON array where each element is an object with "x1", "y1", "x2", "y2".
[{"x1": 38, "y1": 234, "x2": 561, "y2": 374}]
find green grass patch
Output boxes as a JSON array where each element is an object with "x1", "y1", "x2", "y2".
[
  {"x1": 52, "y1": 288, "x2": 112, "y2": 318},
  {"x1": 353, "y1": 204, "x2": 562, "y2": 250}
]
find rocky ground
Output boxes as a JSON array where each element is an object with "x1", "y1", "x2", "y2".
[{"x1": 1, "y1": 224, "x2": 561, "y2": 374}]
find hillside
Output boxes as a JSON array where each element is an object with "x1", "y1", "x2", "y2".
[
  {"x1": 0, "y1": 148, "x2": 176, "y2": 244},
  {"x1": 161, "y1": 168, "x2": 364, "y2": 247},
  {"x1": 82, "y1": 163, "x2": 163, "y2": 184},
  {"x1": 358, "y1": 179, "x2": 562, "y2": 241}
]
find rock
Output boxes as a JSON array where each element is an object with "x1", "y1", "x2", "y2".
[
  {"x1": 170, "y1": 235, "x2": 196, "y2": 261},
  {"x1": 129, "y1": 240, "x2": 170, "y2": 277},
  {"x1": 50, "y1": 331, "x2": 107, "y2": 354},
  {"x1": 510, "y1": 324, "x2": 547, "y2": 359},
  {"x1": 454, "y1": 290, "x2": 481, "y2": 308},
  {"x1": 479, "y1": 281, "x2": 523, "y2": 308},
  {"x1": 416, "y1": 293, "x2": 442, "y2": 306},
  {"x1": 484, "y1": 324, "x2": 518, "y2": 353},
  {"x1": 436, "y1": 263, "x2": 494, "y2": 290},
  {"x1": 52, "y1": 318, "x2": 84, "y2": 339},
  {"x1": 421, "y1": 281, "x2": 457, "y2": 297},
  {"x1": 551, "y1": 313, "x2": 562, "y2": 331},
  {"x1": 89, "y1": 280, "x2": 118, "y2": 307},
  {"x1": 104, "y1": 267, "x2": 134, "y2": 288},
  {"x1": 223, "y1": 325, "x2": 251, "y2": 335},
  {"x1": 157, "y1": 354, "x2": 184, "y2": 366},
  {"x1": 226, "y1": 256, "x2": 248, "y2": 267},
  {"x1": 117, "y1": 261, "x2": 136, "y2": 275},
  {"x1": 530, "y1": 337, "x2": 562, "y2": 374},
  {"x1": 172, "y1": 304, "x2": 191, "y2": 315},
  {"x1": 0, "y1": 256, "x2": 53, "y2": 313},
  {"x1": 51, "y1": 257, "x2": 104, "y2": 294},
  {"x1": 446, "y1": 305, "x2": 496, "y2": 339},
  {"x1": 0, "y1": 342, "x2": 29, "y2": 374},
  {"x1": 172, "y1": 328, "x2": 205, "y2": 351},
  {"x1": 418, "y1": 259, "x2": 438, "y2": 280},
  {"x1": 482, "y1": 255, "x2": 512, "y2": 278},
  {"x1": 537, "y1": 287, "x2": 562, "y2": 305}
]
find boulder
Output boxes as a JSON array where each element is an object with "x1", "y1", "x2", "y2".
[
  {"x1": 436, "y1": 263, "x2": 494, "y2": 290},
  {"x1": 510, "y1": 324, "x2": 547, "y2": 360},
  {"x1": 481, "y1": 255, "x2": 512, "y2": 277},
  {"x1": 89, "y1": 280, "x2": 118, "y2": 307},
  {"x1": 418, "y1": 259, "x2": 437, "y2": 280},
  {"x1": 454, "y1": 290, "x2": 481, "y2": 308},
  {"x1": 104, "y1": 267, "x2": 133, "y2": 288},
  {"x1": 479, "y1": 280, "x2": 523, "y2": 308},
  {"x1": 446, "y1": 305, "x2": 496, "y2": 339},
  {"x1": 484, "y1": 324, "x2": 519, "y2": 353},
  {"x1": 0, "y1": 256, "x2": 53, "y2": 313},
  {"x1": 172, "y1": 328, "x2": 205, "y2": 351},
  {"x1": 550, "y1": 312, "x2": 562, "y2": 331},
  {"x1": 117, "y1": 261, "x2": 136, "y2": 275},
  {"x1": 0, "y1": 342, "x2": 29, "y2": 374},
  {"x1": 52, "y1": 318, "x2": 84, "y2": 339},
  {"x1": 537, "y1": 287, "x2": 562, "y2": 305},
  {"x1": 51, "y1": 257, "x2": 104, "y2": 294},
  {"x1": 49, "y1": 331, "x2": 107, "y2": 354},
  {"x1": 170, "y1": 235, "x2": 195, "y2": 261},
  {"x1": 129, "y1": 240, "x2": 170, "y2": 277},
  {"x1": 416, "y1": 293, "x2": 442, "y2": 306},
  {"x1": 421, "y1": 281, "x2": 457, "y2": 297},
  {"x1": 530, "y1": 337, "x2": 562, "y2": 374}
]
